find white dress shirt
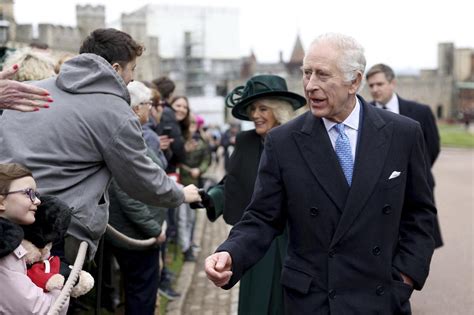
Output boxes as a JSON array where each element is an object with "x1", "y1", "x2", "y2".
[
  {"x1": 322, "y1": 98, "x2": 360, "y2": 159},
  {"x1": 375, "y1": 93, "x2": 399, "y2": 114}
]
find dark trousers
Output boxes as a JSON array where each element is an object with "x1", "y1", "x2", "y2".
[{"x1": 112, "y1": 246, "x2": 160, "y2": 315}]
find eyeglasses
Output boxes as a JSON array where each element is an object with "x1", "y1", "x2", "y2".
[
  {"x1": 2, "y1": 188, "x2": 41, "y2": 203},
  {"x1": 139, "y1": 101, "x2": 153, "y2": 107},
  {"x1": 152, "y1": 100, "x2": 165, "y2": 109}
]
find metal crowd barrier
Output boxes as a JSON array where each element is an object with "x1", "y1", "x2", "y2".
[
  {"x1": 47, "y1": 224, "x2": 160, "y2": 315},
  {"x1": 47, "y1": 241, "x2": 88, "y2": 315}
]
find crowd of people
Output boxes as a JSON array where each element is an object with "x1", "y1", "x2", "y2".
[{"x1": 0, "y1": 28, "x2": 441, "y2": 315}]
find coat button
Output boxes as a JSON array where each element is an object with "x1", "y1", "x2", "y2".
[
  {"x1": 372, "y1": 246, "x2": 381, "y2": 256},
  {"x1": 310, "y1": 207, "x2": 319, "y2": 216},
  {"x1": 328, "y1": 289, "x2": 336, "y2": 299},
  {"x1": 328, "y1": 249, "x2": 335, "y2": 258},
  {"x1": 382, "y1": 204, "x2": 392, "y2": 214},
  {"x1": 376, "y1": 285, "x2": 385, "y2": 296}
]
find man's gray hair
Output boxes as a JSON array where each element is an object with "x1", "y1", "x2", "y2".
[
  {"x1": 309, "y1": 33, "x2": 366, "y2": 83},
  {"x1": 127, "y1": 81, "x2": 152, "y2": 107}
]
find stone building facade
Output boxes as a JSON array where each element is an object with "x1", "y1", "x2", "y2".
[
  {"x1": 120, "y1": 7, "x2": 160, "y2": 81},
  {"x1": 1, "y1": 1, "x2": 472, "y2": 120},
  {"x1": 0, "y1": 1, "x2": 159, "y2": 82},
  {"x1": 0, "y1": 1, "x2": 103, "y2": 57}
]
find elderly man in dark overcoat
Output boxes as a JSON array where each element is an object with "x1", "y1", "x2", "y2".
[{"x1": 205, "y1": 33, "x2": 436, "y2": 315}]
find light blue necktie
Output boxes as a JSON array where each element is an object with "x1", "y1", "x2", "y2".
[{"x1": 334, "y1": 123, "x2": 353, "y2": 185}]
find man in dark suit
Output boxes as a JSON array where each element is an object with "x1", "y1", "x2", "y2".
[
  {"x1": 204, "y1": 33, "x2": 436, "y2": 314},
  {"x1": 366, "y1": 63, "x2": 442, "y2": 247}
]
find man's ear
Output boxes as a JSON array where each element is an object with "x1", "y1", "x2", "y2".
[
  {"x1": 111, "y1": 62, "x2": 121, "y2": 73},
  {"x1": 131, "y1": 105, "x2": 140, "y2": 115},
  {"x1": 390, "y1": 79, "x2": 397, "y2": 89},
  {"x1": 349, "y1": 72, "x2": 363, "y2": 94},
  {"x1": 0, "y1": 197, "x2": 6, "y2": 211}
]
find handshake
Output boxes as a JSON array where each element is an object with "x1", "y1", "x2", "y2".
[{"x1": 189, "y1": 188, "x2": 214, "y2": 210}]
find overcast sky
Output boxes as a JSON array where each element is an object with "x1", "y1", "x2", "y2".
[{"x1": 13, "y1": 0, "x2": 473, "y2": 73}]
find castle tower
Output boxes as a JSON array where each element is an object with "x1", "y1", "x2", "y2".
[
  {"x1": 286, "y1": 34, "x2": 305, "y2": 75},
  {"x1": 240, "y1": 50, "x2": 256, "y2": 79},
  {"x1": 0, "y1": 0, "x2": 15, "y2": 42},
  {"x1": 437, "y1": 42, "x2": 454, "y2": 76},
  {"x1": 0, "y1": 0, "x2": 13, "y2": 21},
  {"x1": 76, "y1": 4, "x2": 105, "y2": 41},
  {"x1": 289, "y1": 34, "x2": 305, "y2": 64}
]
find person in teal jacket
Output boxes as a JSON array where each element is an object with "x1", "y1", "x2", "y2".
[{"x1": 203, "y1": 75, "x2": 306, "y2": 314}]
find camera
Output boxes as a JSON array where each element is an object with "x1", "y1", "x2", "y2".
[{"x1": 161, "y1": 126, "x2": 172, "y2": 137}]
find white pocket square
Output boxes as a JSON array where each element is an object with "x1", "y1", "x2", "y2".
[{"x1": 389, "y1": 171, "x2": 401, "y2": 180}]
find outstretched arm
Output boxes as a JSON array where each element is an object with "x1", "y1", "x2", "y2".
[{"x1": 0, "y1": 64, "x2": 52, "y2": 112}]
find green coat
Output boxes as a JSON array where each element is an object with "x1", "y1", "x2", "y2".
[
  {"x1": 106, "y1": 147, "x2": 169, "y2": 250},
  {"x1": 207, "y1": 130, "x2": 286, "y2": 315},
  {"x1": 180, "y1": 138, "x2": 211, "y2": 186}
]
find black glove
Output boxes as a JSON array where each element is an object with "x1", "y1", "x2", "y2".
[
  {"x1": 189, "y1": 189, "x2": 206, "y2": 209},
  {"x1": 200, "y1": 190, "x2": 214, "y2": 211}
]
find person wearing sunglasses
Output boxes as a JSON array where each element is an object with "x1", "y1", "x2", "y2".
[{"x1": 0, "y1": 163, "x2": 69, "y2": 315}]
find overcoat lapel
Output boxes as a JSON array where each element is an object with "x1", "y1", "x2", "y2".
[
  {"x1": 397, "y1": 95, "x2": 411, "y2": 116},
  {"x1": 330, "y1": 101, "x2": 393, "y2": 246},
  {"x1": 293, "y1": 112, "x2": 349, "y2": 211}
]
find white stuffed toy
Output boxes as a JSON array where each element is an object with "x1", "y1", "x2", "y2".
[
  {"x1": 22, "y1": 240, "x2": 94, "y2": 297},
  {"x1": 21, "y1": 195, "x2": 94, "y2": 297}
]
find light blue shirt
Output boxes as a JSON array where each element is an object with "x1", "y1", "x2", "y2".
[{"x1": 322, "y1": 97, "x2": 361, "y2": 159}]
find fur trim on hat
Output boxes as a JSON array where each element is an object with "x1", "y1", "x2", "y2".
[{"x1": 0, "y1": 217, "x2": 24, "y2": 258}]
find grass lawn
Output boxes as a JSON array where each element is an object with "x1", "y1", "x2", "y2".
[
  {"x1": 159, "y1": 242, "x2": 184, "y2": 314},
  {"x1": 438, "y1": 123, "x2": 474, "y2": 148}
]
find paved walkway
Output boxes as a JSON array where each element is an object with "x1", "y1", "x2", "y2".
[
  {"x1": 410, "y1": 148, "x2": 473, "y2": 314},
  {"x1": 176, "y1": 148, "x2": 473, "y2": 314},
  {"x1": 181, "y1": 216, "x2": 238, "y2": 315}
]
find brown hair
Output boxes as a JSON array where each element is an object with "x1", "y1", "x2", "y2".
[
  {"x1": 170, "y1": 96, "x2": 191, "y2": 139},
  {"x1": 142, "y1": 81, "x2": 163, "y2": 107},
  {"x1": 0, "y1": 164, "x2": 33, "y2": 195},
  {"x1": 79, "y1": 28, "x2": 144, "y2": 67},
  {"x1": 153, "y1": 76, "x2": 176, "y2": 100},
  {"x1": 150, "y1": 88, "x2": 162, "y2": 108},
  {"x1": 365, "y1": 63, "x2": 395, "y2": 81}
]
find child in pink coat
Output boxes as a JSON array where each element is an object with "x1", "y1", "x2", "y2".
[{"x1": 0, "y1": 163, "x2": 68, "y2": 315}]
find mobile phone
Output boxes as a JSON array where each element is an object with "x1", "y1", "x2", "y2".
[{"x1": 161, "y1": 126, "x2": 172, "y2": 137}]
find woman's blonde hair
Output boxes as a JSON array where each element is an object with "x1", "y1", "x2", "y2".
[
  {"x1": 247, "y1": 98, "x2": 307, "y2": 125},
  {"x1": 3, "y1": 48, "x2": 56, "y2": 82},
  {"x1": 54, "y1": 53, "x2": 76, "y2": 74}
]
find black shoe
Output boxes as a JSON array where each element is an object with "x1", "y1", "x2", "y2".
[
  {"x1": 158, "y1": 286, "x2": 181, "y2": 300},
  {"x1": 183, "y1": 248, "x2": 196, "y2": 262},
  {"x1": 161, "y1": 269, "x2": 176, "y2": 283}
]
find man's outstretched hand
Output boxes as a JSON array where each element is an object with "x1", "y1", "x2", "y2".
[{"x1": 183, "y1": 184, "x2": 202, "y2": 203}]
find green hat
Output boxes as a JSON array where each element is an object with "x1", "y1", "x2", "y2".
[{"x1": 225, "y1": 74, "x2": 307, "y2": 121}]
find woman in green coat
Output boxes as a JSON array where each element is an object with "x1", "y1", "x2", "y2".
[{"x1": 204, "y1": 75, "x2": 306, "y2": 314}]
